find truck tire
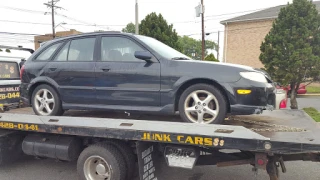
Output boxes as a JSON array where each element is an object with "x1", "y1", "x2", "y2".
[
  {"x1": 77, "y1": 142, "x2": 127, "y2": 180},
  {"x1": 103, "y1": 140, "x2": 136, "y2": 180},
  {"x1": 178, "y1": 83, "x2": 227, "y2": 124}
]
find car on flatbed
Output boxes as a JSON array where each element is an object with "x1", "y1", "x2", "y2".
[{"x1": 19, "y1": 31, "x2": 276, "y2": 124}]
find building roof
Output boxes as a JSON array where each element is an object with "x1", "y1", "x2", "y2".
[{"x1": 220, "y1": 0, "x2": 320, "y2": 24}]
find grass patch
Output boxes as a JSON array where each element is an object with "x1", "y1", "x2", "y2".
[
  {"x1": 303, "y1": 107, "x2": 320, "y2": 122},
  {"x1": 306, "y1": 86, "x2": 320, "y2": 93}
]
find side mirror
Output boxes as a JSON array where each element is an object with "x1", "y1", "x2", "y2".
[{"x1": 134, "y1": 51, "x2": 152, "y2": 61}]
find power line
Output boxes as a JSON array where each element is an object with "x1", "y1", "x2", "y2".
[
  {"x1": 55, "y1": 13, "x2": 114, "y2": 30},
  {"x1": 0, "y1": 19, "x2": 126, "y2": 27},
  {"x1": 182, "y1": 24, "x2": 271, "y2": 36},
  {"x1": 0, "y1": 5, "x2": 114, "y2": 31},
  {"x1": 0, "y1": 23, "x2": 271, "y2": 39},
  {"x1": 0, "y1": 19, "x2": 50, "y2": 25},
  {"x1": 0, "y1": 32, "x2": 42, "y2": 36},
  {"x1": 0, "y1": 6, "x2": 46, "y2": 14},
  {"x1": 171, "y1": 7, "x2": 273, "y2": 24},
  {"x1": 0, "y1": 5, "x2": 269, "y2": 26},
  {"x1": 205, "y1": 7, "x2": 266, "y2": 18}
]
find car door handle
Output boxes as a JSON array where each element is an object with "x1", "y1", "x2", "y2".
[
  {"x1": 101, "y1": 68, "x2": 110, "y2": 72},
  {"x1": 49, "y1": 68, "x2": 57, "y2": 71}
]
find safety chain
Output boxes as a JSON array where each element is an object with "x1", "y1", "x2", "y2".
[{"x1": 228, "y1": 116, "x2": 306, "y2": 132}]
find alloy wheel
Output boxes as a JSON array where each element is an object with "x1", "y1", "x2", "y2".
[
  {"x1": 33, "y1": 89, "x2": 55, "y2": 116},
  {"x1": 184, "y1": 90, "x2": 220, "y2": 124}
]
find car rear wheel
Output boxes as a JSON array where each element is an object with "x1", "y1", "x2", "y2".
[
  {"x1": 31, "y1": 84, "x2": 64, "y2": 116},
  {"x1": 178, "y1": 83, "x2": 227, "y2": 124}
]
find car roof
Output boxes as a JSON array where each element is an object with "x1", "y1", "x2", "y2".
[{"x1": 51, "y1": 31, "x2": 134, "y2": 42}]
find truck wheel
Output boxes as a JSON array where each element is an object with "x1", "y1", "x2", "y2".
[
  {"x1": 178, "y1": 83, "x2": 227, "y2": 124},
  {"x1": 31, "y1": 84, "x2": 64, "y2": 116},
  {"x1": 77, "y1": 143, "x2": 127, "y2": 180},
  {"x1": 104, "y1": 140, "x2": 136, "y2": 180}
]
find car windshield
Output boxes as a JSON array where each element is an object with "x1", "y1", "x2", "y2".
[{"x1": 135, "y1": 35, "x2": 191, "y2": 60}]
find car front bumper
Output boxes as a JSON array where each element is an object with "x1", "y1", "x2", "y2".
[{"x1": 222, "y1": 78, "x2": 276, "y2": 115}]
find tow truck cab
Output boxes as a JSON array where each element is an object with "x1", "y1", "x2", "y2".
[{"x1": 0, "y1": 45, "x2": 33, "y2": 109}]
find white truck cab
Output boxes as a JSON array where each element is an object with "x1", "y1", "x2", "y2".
[{"x1": 0, "y1": 45, "x2": 33, "y2": 109}]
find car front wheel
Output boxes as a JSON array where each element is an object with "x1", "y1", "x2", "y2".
[
  {"x1": 31, "y1": 84, "x2": 64, "y2": 116},
  {"x1": 178, "y1": 83, "x2": 227, "y2": 124}
]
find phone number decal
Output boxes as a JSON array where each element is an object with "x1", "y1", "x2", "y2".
[
  {"x1": 0, "y1": 92, "x2": 20, "y2": 100},
  {"x1": 0, "y1": 122, "x2": 39, "y2": 131}
]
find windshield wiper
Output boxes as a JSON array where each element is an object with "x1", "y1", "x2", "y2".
[{"x1": 171, "y1": 57, "x2": 191, "y2": 60}]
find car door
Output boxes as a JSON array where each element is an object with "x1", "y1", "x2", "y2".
[
  {"x1": 44, "y1": 37, "x2": 97, "y2": 105},
  {"x1": 95, "y1": 35, "x2": 161, "y2": 107}
]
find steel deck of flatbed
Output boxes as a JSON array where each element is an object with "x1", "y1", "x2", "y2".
[{"x1": 1, "y1": 107, "x2": 320, "y2": 154}]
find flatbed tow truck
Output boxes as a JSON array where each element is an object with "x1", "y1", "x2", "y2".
[{"x1": 0, "y1": 105, "x2": 319, "y2": 180}]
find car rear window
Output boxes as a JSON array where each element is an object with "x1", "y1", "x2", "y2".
[{"x1": 0, "y1": 61, "x2": 20, "y2": 80}]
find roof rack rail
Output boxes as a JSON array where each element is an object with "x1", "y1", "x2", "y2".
[{"x1": 0, "y1": 45, "x2": 34, "y2": 54}]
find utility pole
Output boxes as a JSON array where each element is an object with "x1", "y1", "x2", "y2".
[
  {"x1": 44, "y1": 0, "x2": 63, "y2": 39},
  {"x1": 135, "y1": 0, "x2": 139, "y2": 34},
  {"x1": 201, "y1": 0, "x2": 205, "y2": 60}
]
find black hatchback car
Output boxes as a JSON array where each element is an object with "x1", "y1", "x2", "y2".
[{"x1": 20, "y1": 31, "x2": 275, "y2": 124}]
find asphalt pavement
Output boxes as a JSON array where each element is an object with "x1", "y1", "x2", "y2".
[
  {"x1": 292, "y1": 96, "x2": 320, "y2": 111},
  {"x1": 0, "y1": 155, "x2": 320, "y2": 180},
  {"x1": 0, "y1": 97, "x2": 319, "y2": 180}
]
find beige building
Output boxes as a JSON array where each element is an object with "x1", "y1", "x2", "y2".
[
  {"x1": 220, "y1": 1, "x2": 320, "y2": 68},
  {"x1": 34, "y1": 29, "x2": 82, "y2": 50}
]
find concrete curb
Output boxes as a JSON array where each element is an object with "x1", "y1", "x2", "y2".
[{"x1": 297, "y1": 94, "x2": 320, "y2": 96}]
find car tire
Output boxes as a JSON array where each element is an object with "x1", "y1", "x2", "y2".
[
  {"x1": 178, "y1": 83, "x2": 227, "y2": 124},
  {"x1": 31, "y1": 84, "x2": 64, "y2": 116}
]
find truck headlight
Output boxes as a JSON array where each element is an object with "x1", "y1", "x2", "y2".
[{"x1": 240, "y1": 72, "x2": 267, "y2": 83}]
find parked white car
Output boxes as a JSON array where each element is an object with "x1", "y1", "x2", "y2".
[
  {"x1": 275, "y1": 88, "x2": 287, "y2": 109},
  {"x1": 253, "y1": 68, "x2": 287, "y2": 110}
]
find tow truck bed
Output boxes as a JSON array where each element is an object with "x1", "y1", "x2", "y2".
[
  {"x1": 0, "y1": 107, "x2": 319, "y2": 180},
  {"x1": 2, "y1": 107, "x2": 320, "y2": 152}
]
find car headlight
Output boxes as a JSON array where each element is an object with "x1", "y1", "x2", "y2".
[{"x1": 240, "y1": 72, "x2": 268, "y2": 83}]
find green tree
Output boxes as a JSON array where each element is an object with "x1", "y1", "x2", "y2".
[
  {"x1": 122, "y1": 22, "x2": 136, "y2": 33},
  {"x1": 139, "y1": 12, "x2": 182, "y2": 51},
  {"x1": 259, "y1": 0, "x2": 320, "y2": 109},
  {"x1": 178, "y1": 35, "x2": 218, "y2": 60},
  {"x1": 204, "y1": 53, "x2": 219, "y2": 62}
]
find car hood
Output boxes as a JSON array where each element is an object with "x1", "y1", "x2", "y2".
[
  {"x1": 178, "y1": 59, "x2": 256, "y2": 71},
  {"x1": 163, "y1": 59, "x2": 261, "y2": 83}
]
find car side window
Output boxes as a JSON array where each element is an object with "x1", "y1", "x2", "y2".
[
  {"x1": 101, "y1": 36, "x2": 145, "y2": 62},
  {"x1": 69, "y1": 38, "x2": 95, "y2": 61},
  {"x1": 54, "y1": 41, "x2": 70, "y2": 61},
  {"x1": 53, "y1": 38, "x2": 95, "y2": 61},
  {"x1": 35, "y1": 42, "x2": 62, "y2": 61}
]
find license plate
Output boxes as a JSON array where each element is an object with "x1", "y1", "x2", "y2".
[{"x1": 0, "y1": 85, "x2": 20, "y2": 104}]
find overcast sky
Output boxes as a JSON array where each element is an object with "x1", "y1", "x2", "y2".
[{"x1": 0, "y1": 0, "x2": 292, "y2": 59}]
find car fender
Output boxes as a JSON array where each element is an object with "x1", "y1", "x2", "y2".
[
  {"x1": 27, "y1": 76, "x2": 60, "y2": 94},
  {"x1": 169, "y1": 76, "x2": 234, "y2": 108}
]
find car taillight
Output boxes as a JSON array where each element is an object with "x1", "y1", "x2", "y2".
[
  {"x1": 279, "y1": 99, "x2": 287, "y2": 109},
  {"x1": 20, "y1": 65, "x2": 25, "y2": 80}
]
